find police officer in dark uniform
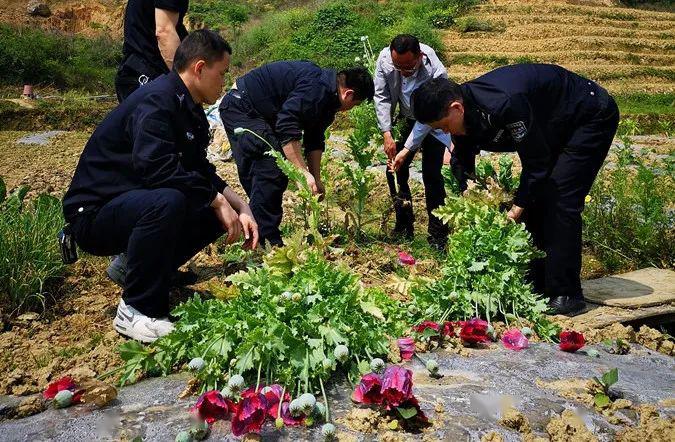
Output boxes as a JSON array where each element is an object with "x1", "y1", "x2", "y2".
[
  {"x1": 63, "y1": 31, "x2": 258, "y2": 342},
  {"x1": 115, "y1": 0, "x2": 189, "y2": 102},
  {"x1": 219, "y1": 61, "x2": 375, "y2": 246},
  {"x1": 410, "y1": 64, "x2": 619, "y2": 315}
]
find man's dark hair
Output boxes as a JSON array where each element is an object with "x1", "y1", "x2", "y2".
[
  {"x1": 338, "y1": 67, "x2": 375, "y2": 102},
  {"x1": 411, "y1": 77, "x2": 464, "y2": 123},
  {"x1": 174, "y1": 29, "x2": 232, "y2": 72},
  {"x1": 389, "y1": 34, "x2": 421, "y2": 55}
]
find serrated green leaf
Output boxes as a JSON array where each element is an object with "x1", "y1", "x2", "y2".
[
  {"x1": 601, "y1": 368, "x2": 619, "y2": 388},
  {"x1": 360, "y1": 301, "x2": 384, "y2": 320}
]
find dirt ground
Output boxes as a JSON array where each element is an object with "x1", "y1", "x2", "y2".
[{"x1": 1, "y1": 128, "x2": 673, "y2": 401}]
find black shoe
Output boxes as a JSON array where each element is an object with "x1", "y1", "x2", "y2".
[
  {"x1": 392, "y1": 224, "x2": 414, "y2": 240},
  {"x1": 548, "y1": 296, "x2": 586, "y2": 316}
]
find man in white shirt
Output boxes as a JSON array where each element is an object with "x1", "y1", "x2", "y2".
[{"x1": 374, "y1": 35, "x2": 451, "y2": 249}]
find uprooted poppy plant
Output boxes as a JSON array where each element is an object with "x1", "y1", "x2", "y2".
[
  {"x1": 397, "y1": 337, "x2": 415, "y2": 360},
  {"x1": 441, "y1": 321, "x2": 456, "y2": 338},
  {"x1": 459, "y1": 318, "x2": 491, "y2": 345},
  {"x1": 501, "y1": 328, "x2": 529, "y2": 351},
  {"x1": 559, "y1": 330, "x2": 585, "y2": 352},
  {"x1": 398, "y1": 251, "x2": 416, "y2": 266},
  {"x1": 261, "y1": 384, "x2": 290, "y2": 419},
  {"x1": 44, "y1": 376, "x2": 79, "y2": 401},
  {"x1": 351, "y1": 373, "x2": 383, "y2": 405},
  {"x1": 231, "y1": 392, "x2": 268, "y2": 436},
  {"x1": 414, "y1": 321, "x2": 440, "y2": 334},
  {"x1": 381, "y1": 365, "x2": 413, "y2": 408},
  {"x1": 191, "y1": 390, "x2": 234, "y2": 424}
]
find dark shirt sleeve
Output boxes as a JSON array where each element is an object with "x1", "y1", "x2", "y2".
[
  {"x1": 129, "y1": 98, "x2": 218, "y2": 210},
  {"x1": 154, "y1": 0, "x2": 184, "y2": 12},
  {"x1": 275, "y1": 76, "x2": 322, "y2": 147},
  {"x1": 499, "y1": 93, "x2": 551, "y2": 208}
]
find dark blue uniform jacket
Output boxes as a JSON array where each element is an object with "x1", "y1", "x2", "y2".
[
  {"x1": 63, "y1": 71, "x2": 226, "y2": 221},
  {"x1": 235, "y1": 61, "x2": 341, "y2": 152},
  {"x1": 452, "y1": 63, "x2": 611, "y2": 208}
]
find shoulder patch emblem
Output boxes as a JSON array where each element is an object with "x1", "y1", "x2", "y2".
[
  {"x1": 506, "y1": 121, "x2": 527, "y2": 142},
  {"x1": 186, "y1": 131, "x2": 194, "y2": 141}
]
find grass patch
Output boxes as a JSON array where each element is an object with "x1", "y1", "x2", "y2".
[
  {"x1": 0, "y1": 179, "x2": 65, "y2": 314},
  {"x1": 232, "y1": 0, "x2": 477, "y2": 69},
  {"x1": 454, "y1": 16, "x2": 504, "y2": 33},
  {"x1": 0, "y1": 97, "x2": 115, "y2": 131},
  {"x1": 0, "y1": 24, "x2": 120, "y2": 92},
  {"x1": 615, "y1": 92, "x2": 675, "y2": 115}
]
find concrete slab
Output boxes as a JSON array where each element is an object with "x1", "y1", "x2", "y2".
[
  {"x1": 0, "y1": 343, "x2": 673, "y2": 441},
  {"x1": 582, "y1": 268, "x2": 675, "y2": 308}
]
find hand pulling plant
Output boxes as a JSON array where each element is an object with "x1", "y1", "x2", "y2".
[{"x1": 410, "y1": 196, "x2": 555, "y2": 339}]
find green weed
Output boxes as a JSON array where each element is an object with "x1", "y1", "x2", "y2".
[{"x1": 0, "y1": 178, "x2": 65, "y2": 313}]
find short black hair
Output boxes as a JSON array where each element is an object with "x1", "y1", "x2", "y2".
[
  {"x1": 390, "y1": 34, "x2": 421, "y2": 55},
  {"x1": 411, "y1": 77, "x2": 464, "y2": 123},
  {"x1": 174, "y1": 29, "x2": 232, "y2": 73},
  {"x1": 338, "y1": 67, "x2": 375, "y2": 102}
]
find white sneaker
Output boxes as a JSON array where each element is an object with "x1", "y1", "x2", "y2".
[{"x1": 113, "y1": 299, "x2": 175, "y2": 343}]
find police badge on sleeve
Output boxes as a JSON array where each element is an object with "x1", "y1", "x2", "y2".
[{"x1": 506, "y1": 121, "x2": 528, "y2": 142}]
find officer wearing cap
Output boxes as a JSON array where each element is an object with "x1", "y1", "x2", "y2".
[
  {"x1": 409, "y1": 63, "x2": 619, "y2": 315},
  {"x1": 219, "y1": 61, "x2": 375, "y2": 246},
  {"x1": 63, "y1": 30, "x2": 258, "y2": 342},
  {"x1": 115, "y1": 0, "x2": 190, "y2": 102}
]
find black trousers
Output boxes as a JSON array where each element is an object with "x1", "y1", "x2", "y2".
[
  {"x1": 219, "y1": 91, "x2": 288, "y2": 246},
  {"x1": 524, "y1": 98, "x2": 619, "y2": 300},
  {"x1": 70, "y1": 188, "x2": 224, "y2": 317},
  {"x1": 386, "y1": 118, "x2": 448, "y2": 243}
]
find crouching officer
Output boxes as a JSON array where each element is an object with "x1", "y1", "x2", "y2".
[
  {"x1": 63, "y1": 30, "x2": 258, "y2": 343},
  {"x1": 115, "y1": 0, "x2": 190, "y2": 102},
  {"x1": 219, "y1": 61, "x2": 374, "y2": 246},
  {"x1": 410, "y1": 64, "x2": 619, "y2": 316}
]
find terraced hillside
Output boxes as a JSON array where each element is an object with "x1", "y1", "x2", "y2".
[{"x1": 444, "y1": 0, "x2": 675, "y2": 95}]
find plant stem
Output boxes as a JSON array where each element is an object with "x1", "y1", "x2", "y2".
[
  {"x1": 255, "y1": 360, "x2": 263, "y2": 392},
  {"x1": 319, "y1": 377, "x2": 330, "y2": 422},
  {"x1": 278, "y1": 385, "x2": 286, "y2": 420}
]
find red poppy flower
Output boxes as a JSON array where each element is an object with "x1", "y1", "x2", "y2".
[
  {"x1": 231, "y1": 392, "x2": 268, "y2": 436},
  {"x1": 414, "y1": 321, "x2": 440, "y2": 334},
  {"x1": 397, "y1": 337, "x2": 415, "y2": 360},
  {"x1": 459, "y1": 318, "x2": 491, "y2": 345},
  {"x1": 441, "y1": 321, "x2": 456, "y2": 338},
  {"x1": 261, "y1": 384, "x2": 291, "y2": 419},
  {"x1": 396, "y1": 395, "x2": 428, "y2": 423},
  {"x1": 278, "y1": 401, "x2": 305, "y2": 426},
  {"x1": 43, "y1": 376, "x2": 77, "y2": 400},
  {"x1": 398, "y1": 251, "x2": 416, "y2": 266},
  {"x1": 352, "y1": 373, "x2": 383, "y2": 404},
  {"x1": 381, "y1": 365, "x2": 413, "y2": 408},
  {"x1": 191, "y1": 390, "x2": 232, "y2": 424},
  {"x1": 559, "y1": 330, "x2": 585, "y2": 352},
  {"x1": 501, "y1": 328, "x2": 529, "y2": 351}
]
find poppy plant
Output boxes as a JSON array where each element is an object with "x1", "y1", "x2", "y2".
[
  {"x1": 261, "y1": 384, "x2": 290, "y2": 420},
  {"x1": 380, "y1": 366, "x2": 413, "y2": 408},
  {"x1": 191, "y1": 390, "x2": 233, "y2": 424},
  {"x1": 231, "y1": 392, "x2": 268, "y2": 436},
  {"x1": 501, "y1": 328, "x2": 529, "y2": 351},
  {"x1": 459, "y1": 318, "x2": 491, "y2": 345},
  {"x1": 441, "y1": 321, "x2": 456, "y2": 338},
  {"x1": 43, "y1": 376, "x2": 78, "y2": 401},
  {"x1": 398, "y1": 251, "x2": 416, "y2": 266},
  {"x1": 413, "y1": 321, "x2": 440, "y2": 334},
  {"x1": 559, "y1": 330, "x2": 585, "y2": 352},
  {"x1": 351, "y1": 373, "x2": 383, "y2": 405},
  {"x1": 397, "y1": 337, "x2": 415, "y2": 360}
]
